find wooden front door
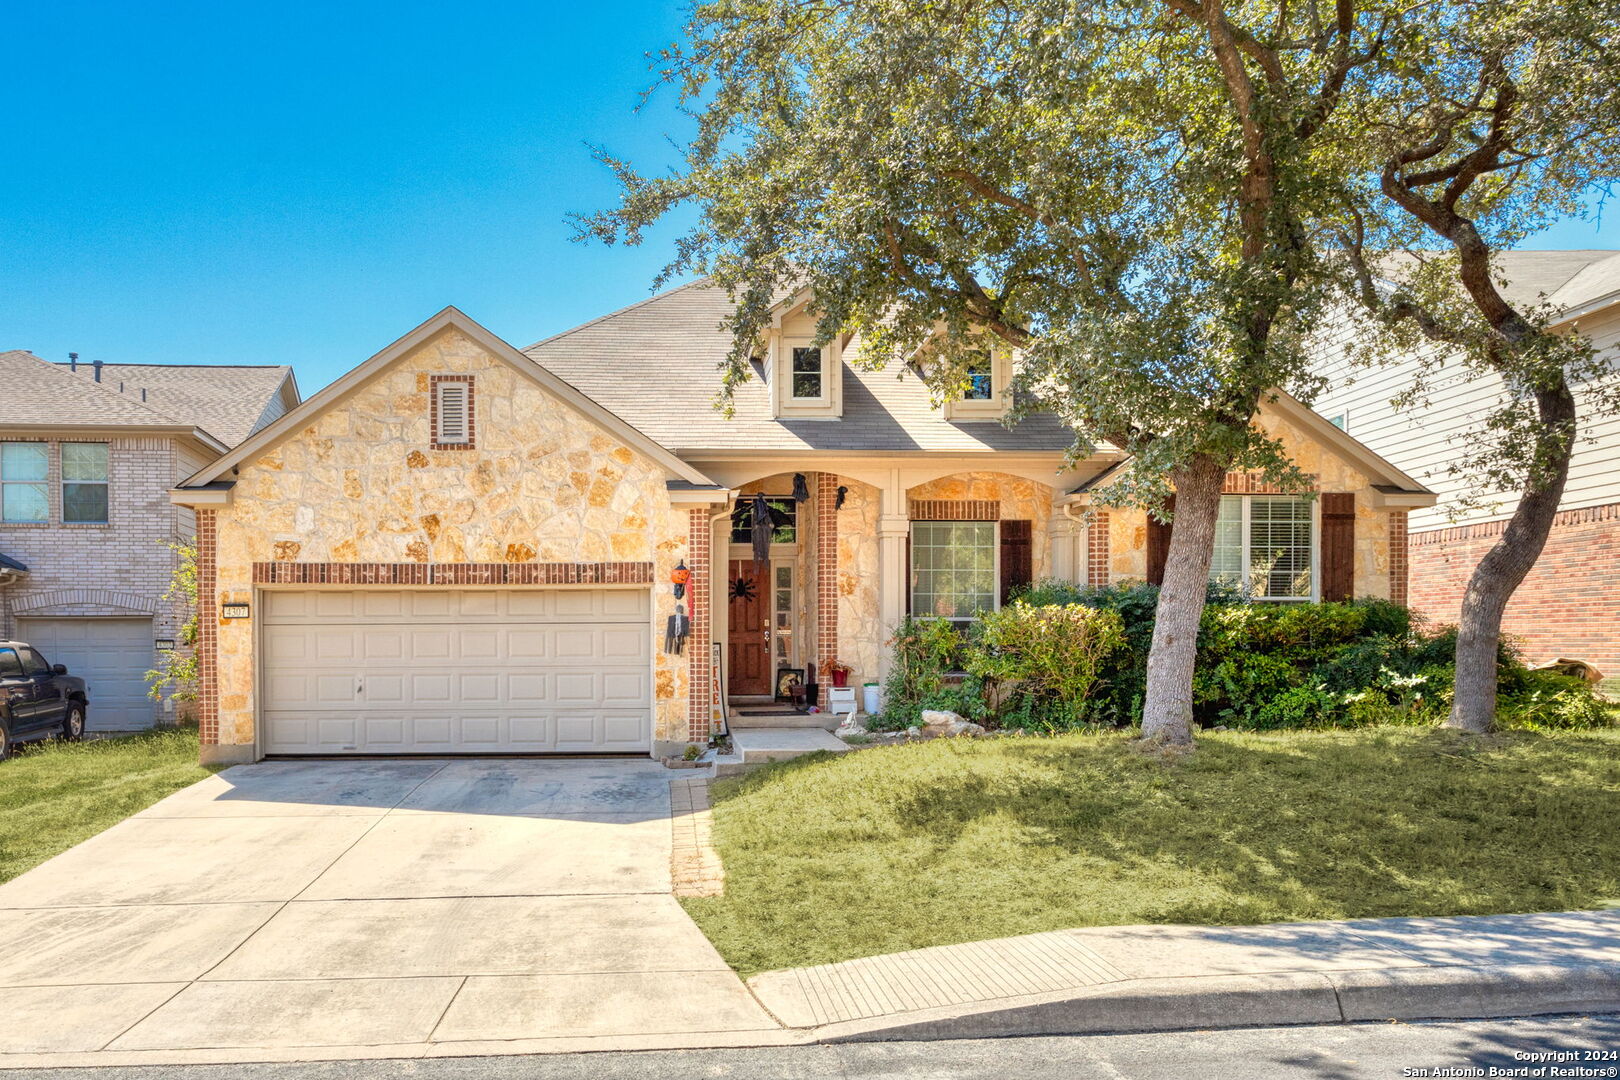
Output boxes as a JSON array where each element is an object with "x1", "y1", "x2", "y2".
[{"x1": 727, "y1": 559, "x2": 771, "y2": 696}]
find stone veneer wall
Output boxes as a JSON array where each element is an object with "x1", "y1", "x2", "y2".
[
  {"x1": 1092, "y1": 411, "x2": 1397, "y2": 599},
  {"x1": 906, "y1": 472, "x2": 1054, "y2": 582},
  {"x1": 834, "y1": 477, "x2": 882, "y2": 690},
  {"x1": 206, "y1": 327, "x2": 694, "y2": 759}
]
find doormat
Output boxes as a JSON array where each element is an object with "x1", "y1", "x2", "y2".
[{"x1": 735, "y1": 709, "x2": 807, "y2": 717}]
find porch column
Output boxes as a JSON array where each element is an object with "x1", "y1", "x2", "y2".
[
  {"x1": 1048, "y1": 500, "x2": 1086, "y2": 584},
  {"x1": 877, "y1": 470, "x2": 909, "y2": 680}
]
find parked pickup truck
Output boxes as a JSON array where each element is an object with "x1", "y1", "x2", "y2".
[{"x1": 0, "y1": 641, "x2": 88, "y2": 760}]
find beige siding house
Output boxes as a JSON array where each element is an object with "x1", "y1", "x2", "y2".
[
  {"x1": 1313, "y1": 250, "x2": 1620, "y2": 672},
  {"x1": 0, "y1": 351, "x2": 297, "y2": 729},
  {"x1": 171, "y1": 286, "x2": 1433, "y2": 764}
]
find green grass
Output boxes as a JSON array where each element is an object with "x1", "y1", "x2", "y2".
[
  {"x1": 685, "y1": 728, "x2": 1620, "y2": 976},
  {"x1": 0, "y1": 728, "x2": 214, "y2": 884}
]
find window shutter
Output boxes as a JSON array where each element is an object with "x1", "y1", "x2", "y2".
[
  {"x1": 437, "y1": 382, "x2": 470, "y2": 444},
  {"x1": 1146, "y1": 496, "x2": 1175, "y2": 586},
  {"x1": 1320, "y1": 492, "x2": 1355, "y2": 601},
  {"x1": 999, "y1": 519, "x2": 1032, "y2": 604}
]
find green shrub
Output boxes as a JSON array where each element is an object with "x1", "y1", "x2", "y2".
[
  {"x1": 966, "y1": 604, "x2": 1126, "y2": 730},
  {"x1": 875, "y1": 581, "x2": 1612, "y2": 734},
  {"x1": 873, "y1": 617, "x2": 969, "y2": 730},
  {"x1": 1498, "y1": 670, "x2": 1616, "y2": 731}
]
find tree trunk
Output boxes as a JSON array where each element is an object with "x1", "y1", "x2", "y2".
[
  {"x1": 1446, "y1": 377, "x2": 1578, "y2": 733},
  {"x1": 1140, "y1": 453, "x2": 1226, "y2": 746}
]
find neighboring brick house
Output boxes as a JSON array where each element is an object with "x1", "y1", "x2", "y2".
[
  {"x1": 170, "y1": 289, "x2": 1432, "y2": 765},
  {"x1": 0, "y1": 351, "x2": 298, "y2": 729},
  {"x1": 1313, "y1": 250, "x2": 1620, "y2": 676}
]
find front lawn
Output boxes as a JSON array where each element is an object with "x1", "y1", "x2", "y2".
[
  {"x1": 685, "y1": 729, "x2": 1620, "y2": 976},
  {"x1": 0, "y1": 728, "x2": 213, "y2": 884}
]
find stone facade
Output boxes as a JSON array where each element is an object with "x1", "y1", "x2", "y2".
[
  {"x1": 1090, "y1": 410, "x2": 1399, "y2": 599},
  {"x1": 205, "y1": 327, "x2": 696, "y2": 759},
  {"x1": 834, "y1": 477, "x2": 882, "y2": 689}
]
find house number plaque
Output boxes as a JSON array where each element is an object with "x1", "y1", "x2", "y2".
[{"x1": 221, "y1": 603, "x2": 251, "y2": 619}]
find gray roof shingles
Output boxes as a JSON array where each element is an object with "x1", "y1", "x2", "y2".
[
  {"x1": 54, "y1": 361, "x2": 293, "y2": 447},
  {"x1": 0, "y1": 349, "x2": 188, "y2": 429},
  {"x1": 523, "y1": 281, "x2": 1082, "y2": 454}
]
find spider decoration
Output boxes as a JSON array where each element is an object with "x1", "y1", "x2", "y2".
[{"x1": 729, "y1": 577, "x2": 758, "y2": 602}]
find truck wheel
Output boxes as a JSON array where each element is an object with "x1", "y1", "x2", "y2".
[
  {"x1": 0, "y1": 720, "x2": 10, "y2": 761},
  {"x1": 62, "y1": 704, "x2": 86, "y2": 742}
]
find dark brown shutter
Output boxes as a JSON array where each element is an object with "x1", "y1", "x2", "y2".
[
  {"x1": 1146, "y1": 495, "x2": 1175, "y2": 586},
  {"x1": 1320, "y1": 492, "x2": 1355, "y2": 601},
  {"x1": 1000, "y1": 519, "x2": 1033, "y2": 604}
]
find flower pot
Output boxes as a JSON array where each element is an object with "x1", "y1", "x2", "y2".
[{"x1": 831, "y1": 670, "x2": 849, "y2": 688}]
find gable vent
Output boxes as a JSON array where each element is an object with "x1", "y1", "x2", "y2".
[{"x1": 432, "y1": 376, "x2": 475, "y2": 449}]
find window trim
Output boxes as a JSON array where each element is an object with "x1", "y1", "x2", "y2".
[
  {"x1": 430, "y1": 375, "x2": 476, "y2": 450},
  {"x1": 909, "y1": 519, "x2": 1002, "y2": 622},
  {"x1": 788, "y1": 344, "x2": 826, "y2": 402},
  {"x1": 1211, "y1": 494, "x2": 1319, "y2": 602},
  {"x1": 0, "y1": 441, "x2": 49, "y2": 524},
  {"x1": 61, "y1": 441, "x2": 110, "y2": 525},
  {"x1": 944, "y1": 348, "x2": 1013, "y2": 420}
]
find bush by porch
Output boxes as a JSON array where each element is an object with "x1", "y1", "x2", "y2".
[{"x1": 874, "y1": 583, "x2": 1613, "y2": 734}]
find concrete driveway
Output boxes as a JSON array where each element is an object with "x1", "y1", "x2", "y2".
[{"x1": 0, "y1": 759, "x2": 788, "y2": 1066}]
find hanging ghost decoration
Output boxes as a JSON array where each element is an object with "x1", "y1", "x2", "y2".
[
  {"x1": 792, "y1": 473, "x2": 810, "y2": 503},
  {"x1": 750, "y1": 492, "x2": 772, "y2": 568},
  {"x1": 664, "y1": 602, "x2": 691, "y2": 655}
]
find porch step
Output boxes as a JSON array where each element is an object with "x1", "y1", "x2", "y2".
[
  {"x1": 715, "y1": 727, "x2": 852, "y2": 776},
  {"x1": 727, "y1": 710, "x2": 840, "y2": 731}
]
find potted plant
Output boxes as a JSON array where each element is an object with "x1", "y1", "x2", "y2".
[{"x1": 825, "y1": 658, "x2": 852, "y2": 688}]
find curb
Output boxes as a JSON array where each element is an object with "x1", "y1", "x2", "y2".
[{"x1": 809, "y1": 963, "x2": 1620, "y2": 1043}]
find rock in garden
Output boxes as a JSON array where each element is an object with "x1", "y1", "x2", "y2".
[
  {"x1": 945, "y1": 719, "x2": 986, "y2": 737},
  {"x1": 919, "y1": 709, "x2": 964, "y2": 728}
]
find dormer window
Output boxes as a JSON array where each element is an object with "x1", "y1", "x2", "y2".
[
  {"x1": 791, "y1": 346, "x2": 824, "y2": 400},
  {"x1": 431, "y1": 375, "x2": 475, "y2": 449},
  {"x1": 945, "y1": 347, "x2": 1012, "y2": 421},
  {"x1": 964, "y1": 353, "x2": 994, "y2": 401}
]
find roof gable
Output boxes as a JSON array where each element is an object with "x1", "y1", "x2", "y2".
[{"x1": 179, "y1": 307, "x2": 714, "y2": 490}]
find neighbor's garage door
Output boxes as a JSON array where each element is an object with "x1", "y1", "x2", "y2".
[
  {"x1": 15, "y1": 617, "x2": 156, "y2": 731},
  {"x1": 261, "y1": 589, "x2": 653, "y2": 755}
]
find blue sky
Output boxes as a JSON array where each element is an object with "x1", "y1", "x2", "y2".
[{"x1": 5, "y1": 1, "x2": 1617, "y2": 395}]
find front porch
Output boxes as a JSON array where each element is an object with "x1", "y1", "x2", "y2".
[{"x1": 696, "y1": 462, "x2": 1103, "y2": 741}]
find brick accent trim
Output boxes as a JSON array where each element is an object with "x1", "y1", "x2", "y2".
[
  {"x1": 196, "y1": 509, "x2": 219, "y2": 747},
  {"x1": 1388, "y1": 511, "x2": 1409, "y2": 605},
  {"x1": 686, "y1": 508, "x2": 712, "y2": 739},
  {"x1": 1087, "y1": 511, "x2": 1111, "y2": 587},
  {"x1": 817, "y1": 472, "x2": 839, "y2": 670},
  {"x1": 1223, "y1": 472, "x2": 1318, "y2": 494},
  {"x1": 11, "y1": 589, "x2": 158, "y2": 615},
  {"x1": 429, "y1": 374, "x2": 476, "y2": 451},
  {"x1": 252, "y1": 561, "x2": 653, "y2": 585},
  {"x1": 1408, "y1": 500, "x2": 1620, "y2": 546},
  {"x1": 908, "y1": 499, "x2": 1000, "y2": 521}
]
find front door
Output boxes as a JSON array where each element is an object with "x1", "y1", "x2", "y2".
[{"x1": 727, "y1": 559, "x2": 771, "y2": 696}]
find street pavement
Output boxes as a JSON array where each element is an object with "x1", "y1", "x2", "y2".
[{"x1": 2, "y1": 1014, "x2": 1614, "y2": 1080}]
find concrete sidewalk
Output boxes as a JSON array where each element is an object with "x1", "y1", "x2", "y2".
[{"x1": 747, "y1": 910, "x2": 1620, "y2": 1041}]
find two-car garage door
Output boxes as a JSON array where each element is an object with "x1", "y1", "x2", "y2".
[{"x1": 261, "y1": 589, "x2": 652, "y2": 755}]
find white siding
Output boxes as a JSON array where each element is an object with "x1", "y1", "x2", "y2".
[{"x1": 1313, "y1": 305, "x2": 1620, "y2": 532}]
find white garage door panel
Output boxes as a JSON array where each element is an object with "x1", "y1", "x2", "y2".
[
  {"x1": 260, "y1": 589, "x2": 652, "y2": 755},
  {"x1": 16, "y1": 617, "x2": 155, "y2": 731}
]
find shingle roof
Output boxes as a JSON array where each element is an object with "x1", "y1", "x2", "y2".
[
  {"x1": 0, "y1": 350, "x2": 188, "y2": 429},
  {"x1": 523, "y1": 281, "x2": 1082, "y2": 454},
  {"x1": 55, "y1": 361, "x2": 293, "y2": 447},
  {"x1": 1381, "y1": 250, "x2": 1620, "y2": 313}
]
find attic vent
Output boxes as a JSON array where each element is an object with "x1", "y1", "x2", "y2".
[{"x1": 431, "y1": 376, "x2": 475, "y2": 450}]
